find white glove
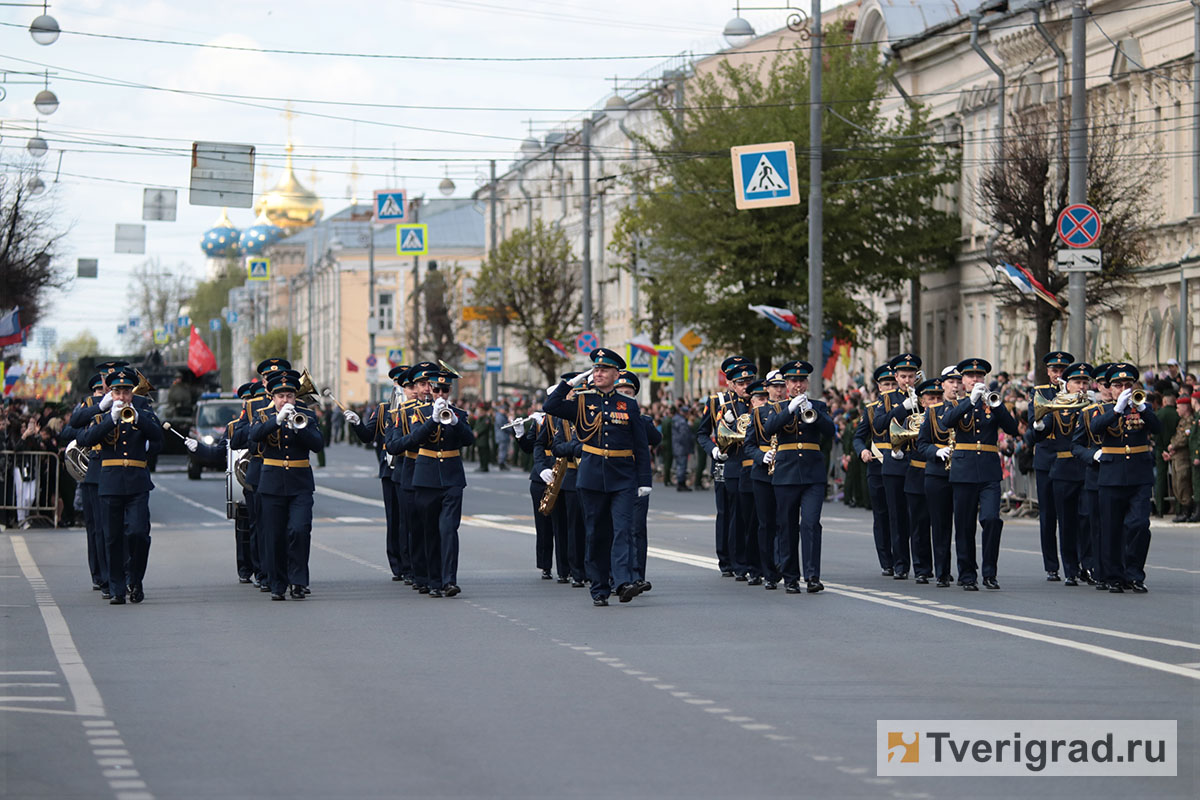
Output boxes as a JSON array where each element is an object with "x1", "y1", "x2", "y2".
[
  {"x1": 567, "y1": 369, "x2": 593, "y2": 388},
  {"x1": 762, "y1": 449, "x2": 776, "y2": 465},
  {"x1": 1135, "y1": 399, "x2": 1148, "y2": 413},
  {"x1": 1114, "y1": 387, "x2": 1132, "y2": 414},
  {"x1": 637, "y1": 486, "x2": 652, "y2": 498},
  {"x1": 539, "y1": 468, "x2": 554, "y2": 484},
  {"x1": 511, "y1": 420, "x2": 526, "y2": 438},
  {"x1": 99, "y1": 391, "x2": 113, "y2": 411},
  {"x1": 344, "y1": 410, "x2": 361, "y2": 426},
  {"x1": 722, "y1": 408, "x2": 736, "y2": 424},
  {"x1": 275, "y1": 409, "x2": 288, "y2": 426},
  {"x1": 1093, "y1": 449, "x2": 1102, "y2": 462},
  {"x1": 530, "y1": 411, "x2": 546, "y2": 425},
  {"x1": 902, "y1": 396, "x2": 916, "y2": 411},
  {"x1": 1087, "y1": 390, "x2": 1099, "y2": 403},
  {"x1": 1033, "y1": 419, "x2": 1045, "y2": 431},
  {"x1": 110, "y1": 402, "x2": 124, "y2": 423},
  {"x1": 432, "y1": 397, "x2": 448, "y2": 415},
  {"x1": 546, "y1": 383, "x2": 559, "y2": 395},
  {"x1": 439, "y1": 411, "x2": 458, "y2": 427},
  {"x1": 184, "y1": 438, "x2": 198, "y2": 453},
  {"x1": 891, "y1": 448, "x2": 904, "y2": 459},
  {"x1": 970, "y1": 384, "x2": 986, "y2": 404},
  {"x1": 936, "y1": 446, "x2": 952, "y2": 461},
  {"x1": 396, "y1": 388, "x2": 407, "y2": 404},
  {"x1": 787, "y1": 393, "x2": 805, "y2": 414},
  {"x1": 711, "y1": 445, "x2": 728, "y2": 462}
]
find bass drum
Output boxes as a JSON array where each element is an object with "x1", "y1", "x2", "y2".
[{"x1": 225, "y1": 448, "x2": 250, "y2": 520}]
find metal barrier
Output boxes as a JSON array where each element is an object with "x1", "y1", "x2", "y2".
[{"x1": 0, "y1": 451, "x2": 61, "y2": 528}]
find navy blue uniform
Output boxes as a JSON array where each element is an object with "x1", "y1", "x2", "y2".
[
  {"x1": 633, "y1": 412, "x2": 662, "y2": 583},
  {"x1": 351, "y1": 403, "x2": 411, "y2": 580},
  {"x1": 241, "y1": 393, "x2": 275, "y2": 587},
  {"x1": 1034, "y1": 407, "x2": 1087, "y2": 580},
  {"x1": 1028, "y1": 384, "x2": 1062, "y2": 574},
  {"x1": 874, "y1": 391, "x2": 914, "y2": 575},
  {"x1": 852, "y1": 401, "x2": 892, "y2": 571},
  {"x1": 745, "y1": 405, "x2": 779, "y2": 584},
  {"x1": 194, "y1": 419, "x2": 258, "y2": 581},
  {"x1": 68, "y1": 397, "x2": 108, "y2": 589},
  {"x1": 695, "y1": 393, "x2": 743, "y2": 574},
  {"x1": 249, "y1": 404, "x2": 324, "y2": 596},
  {"x1": 387, "y1": 401, "x2": 475, "y2": 593},
  {"x1": 77, "y1": 403, "x2": 163, "y2": 599},
  {"x1": 940, "y1": 395, "x2": 1018, "y2": 584},
  {"x1": 1071, "y1": 403, "x2": 1104, "y2": 579},
  {"x1": 1089, "y1": 403, "x2": 1160, "y2": 587},
  {"x1": 517, "y1": 417, "x2": 565, "y2": 578},
  {"x1": 551, "y1": 420, "x2": 586, "y2": 584},
  {"x1": 916, "y1": 403, "x2": 955, "y2": 583},
  {"x1": 763, "y1": 398, "x2": 835, "y2": 584},
  {"x1": 544, "y1": 383, "x2": 652, "y2": 601},
  {"x1": 901, "y1": 415, "x2": 932, "y2": 580}
]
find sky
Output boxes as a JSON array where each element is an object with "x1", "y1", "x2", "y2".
[{"x1": 1, "y1": 0, "x2": 811, "y2": 359}]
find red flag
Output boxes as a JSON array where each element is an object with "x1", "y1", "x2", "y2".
[
  {"x1": 187, "y1": 327, "x2": 218, "y2": 376},
  {"x1": 346, "y1": 359, "x2": 360, "y2": 372}
]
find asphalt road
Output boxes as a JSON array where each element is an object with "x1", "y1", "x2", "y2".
[{"x1": 2, "y1": 443, "x2": 1197, "y2": 799}]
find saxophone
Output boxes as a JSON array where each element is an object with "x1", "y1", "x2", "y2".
[{"x1": 766, "y1": 435, "x2": 779, "y2": 476}]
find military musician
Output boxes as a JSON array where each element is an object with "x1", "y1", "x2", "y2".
[
  {"x1": 514, "y1": 401, "x2": 561, "y2": 581},
  {"x1": 549, "y1": 376, "x2": 587, "y2": 588},
  {"x1": 616, "y1": 370, "x2": 661, "y2": 592},
  {"x1": 743, "y1": 379, "x2": 780, "y2": 589},
  {"x1": 1028, "y1": 351, "x2": 1074, "y2": 581},
  {"x1": 65, "y1": 371, "x2": 110, "y2": 595},
  {"x1": 1071, "y1": 363, "x2": 1114, "y2": 585},
  {"x1": 917, "y1": 368, "x2": 960, "y2": 587},
  {"x1": 873, "y1": 354, "x2": 922, "y2": 579},
  {"x1": 852, "y1": 364, "x2": 896, "y2": 576},
  {"x1": 902, "y1": 378, "x2": 943, "y2": 584}
]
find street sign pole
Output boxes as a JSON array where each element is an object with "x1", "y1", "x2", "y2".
[
  {"x1": 1068, "y1": 0, "x2": 1088, "y2": 357},
  {"x1": 809, "y1": 0, "x2": 824, "y2": 398}
]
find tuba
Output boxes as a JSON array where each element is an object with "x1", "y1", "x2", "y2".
[{"x1": 64, "y1": 440, "x2": 90, "y2": 481}]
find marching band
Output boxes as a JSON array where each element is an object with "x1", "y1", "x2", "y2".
[{"x1": 58, "y1": 344, "x2": 1165, "y2": 607}]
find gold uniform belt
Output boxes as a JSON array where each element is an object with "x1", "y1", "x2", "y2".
[
  {"x1": 1056, "y1": 451, "x2": 1074, "y2": 459},
  {"x1": 954, "y1": 443, "x2": 998, "y2": 453},
  {"x1": 581, "y1": 444, "x2": 633, "y2": 458},
  {"x1": 910, "y1": 460, "x2": 927, "y2": 468},
  {"x1": 418, "y1": 449, "x2": 460, "y2": 459},
  {"x1": 1101, "y1": 445, "x2": 1149, "y2": 455},
  {"x1": 101, "y1": 459, "x2": 146, "y2": 468},
  {"x1": 544, "y1": 449, "x2": 554, "y2": 457},
  {"x1": 741, "y1": 459, "x2": 754, "y2": 467},
  {"x1": 262, "y1": 458, "x2": 309, "y2": 468},
  {"x1": 405, "y1": 452, "x2": 418, "y2": 459},
  {"x1": 874, "y1": 441, "x2": 892, "y2": 449},
  {"x1": 774, "y1": 442, "x2": 821, "y2": 452}
]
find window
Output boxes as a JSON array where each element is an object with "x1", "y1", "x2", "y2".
[{"x1": 378, "y1": 292, "x2": 395, "y2": 331}]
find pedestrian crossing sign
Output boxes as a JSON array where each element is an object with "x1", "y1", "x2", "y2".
[
  {"x1": 247, "y1": 257, "x2": 269, "y2": 281},
  {"x1": 396, "y1": 224, "x2": 428, "y2": 255},
  {"x1": 374, "y1": 190, "x2": 406, "y2": 222},
  {"x1": 625, "y1": 344, "x2": 652, "y2": 375},
  {"x1": 731, "y1": 140, "x2": 800, "y2": 210},
  {"x1": 651, "y1": 346, "x2": 688, "y2": 383}
]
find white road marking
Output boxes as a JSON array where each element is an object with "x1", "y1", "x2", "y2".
[
  {"x1": 0, "y1": 682, "x2": 60, "y2": 688},
  {"x1": 0, "y1": 696, "x2": 65, "y2": 702},
  {"x1": 313, "y1": 485, "x2": 384, "y2": 508},
  {"x1": 153, "y1": 485, "x2": 226, "y2": 519},
  {"x1": 0, "y1": 671, "x2": 56, "y2": 676}
]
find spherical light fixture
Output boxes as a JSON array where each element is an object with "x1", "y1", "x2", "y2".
[
  {"x1": 604, "y1": 92, "x2": 630, "y2": 121},
  {"x1": 34, "y1": 89, "x2": 59, "y2": 115},
  {"x1": 27, "y1": 136, "x2": 48, "y2": 158},
  {"x1": 27, "y1": 176, "x2": 46, "y2": 196},
  {"x1": 520, "y1": 136, "x2": 541, "y2": 157},
  {"x1": 722, "y1": 16, "x2": 756, "y2": 48},
  {"x1": 29, "y1": 14, "x2": 60, "y2": 45},
  {"x1": 438, "y1": 176, "x2": 456, "y2": 197}
]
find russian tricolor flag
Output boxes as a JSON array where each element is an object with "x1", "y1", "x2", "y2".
[
  {"x1": 459, "y1": 342, "x2": 480, "y2": 359},
  {"x1": 747, "y1": 304, "x2": 803, "y2": 332},
  {"x1": 996, "y1": 263, "x2": 1064, "y2": 311},
  {"x1": 0, "y1": 307, "x2": 22, "y2": 347},
  {"x1": 626, "y1": 333, "x2": 658, "y2": 357},
  {"x1": 544, "y1": 338, "x2": 571, "y2": 358}
]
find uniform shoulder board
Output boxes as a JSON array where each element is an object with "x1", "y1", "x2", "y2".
[{"x1": 1035, "y1": 384, "x2": 1052, "y2": 389}]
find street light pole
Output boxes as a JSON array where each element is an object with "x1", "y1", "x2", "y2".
[
  {"x1": 368, "y1": 220, "x2": 377, "y2": 403},
  {"x1": 1067, "y1": 0, "x2": 1088, "y2": 357},
  {"x1": 808, "y1": 0, "x2": 823, "y2": 396},
  {"x1": 489, "y1": 159, "x2": 499, "y2": 401}
]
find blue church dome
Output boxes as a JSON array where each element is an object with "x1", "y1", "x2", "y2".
[
  {"x1": 200, "y1": 208, "x2": 241, "y2": 257},
  {"x1": 239, "y1": 212, "x2": 283, "y2": 256}
]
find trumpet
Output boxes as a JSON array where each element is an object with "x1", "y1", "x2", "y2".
[
  {"x1": 797, "y1": 396, "x2": 818, "y2": 425},
  {"x1": 280, "y1": 404, "x2": 309, "y2": 430},
  {"x1": 1131, "y1": 389, "x2": 1146, "y2": 407},
  {"x1": 984, "y1": 391, "x2": 1003, "y2": 408},
  {"x1": 118, "y1": 403, "x2": 137, "y2": 424},
  {"x1": 435, "y1": 406, "x2": 457, "y2": 425}
]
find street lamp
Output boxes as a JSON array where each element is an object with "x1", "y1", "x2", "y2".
[
  {"x1": 27, "y1": 175, "x2": 46, "y2": 195},
  {"x1": 722, "y1": 15, "x2": 756, "y2": 48},
  {"x1": 438, "y1": 167, "x2": 456, "y2": 197},
  {"x1": 604, "y1": 92, "x2": 630, "y2": 121},
  {"x1": 34, "y1": 73, "x2": 58, "y2": 115},
  {"x1": 29, "y1": 3, "x2": 59, "y2": 46},
  {"x1": 27, "y1": 122, "x2": 47, "y2": 157},
  {"x1": 520, "y1": 136, "x2": 541, "y2": 157}
]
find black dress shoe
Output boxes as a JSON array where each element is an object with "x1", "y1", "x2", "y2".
[
  {"x1": 418, "y1": 586, "x2": 430, "y2": 594},
  {"x1": 593, "y1": 597, "x2": 609, "y2": 607},
  {"x1": 1064, "y1": 577, "x2": 1078, "y2": 586},
  {"x1": 1081, "y1": 570, "x2": 1096, "y2": 585},
  {"x1": 734, "y1": 573, "x2": 749, "y2": 582},
  {"x1": 571, "y1": 579, "x2": 585, "y2": 588},
  {"x1": 747, "y1": 576, "x2": 763, "y2": 586},
  {"x1": 270, "y1": 592, "x2": 286, "y2": 601},
  {"x1": 936, "y1": 579, "x2": 950, "y2": 588},
  {"x1": 556, "y1": 576, "x2": 569, "y2": 584},
  {"x1": 806, "y1": 579, "x2": 824, "y2": 593},
  {"x1": 1095, "y1": 581, "x2": 1109, "y2": 590},
  {"x1": 893, "y1": 572, "x2": 908, "y2": 580},
  {"x1": 784, "y1": 582, "x2": 801, "y2": 594},
  {"x1": 259, "y1": 583, "x2": 271, "y2": 593},
  {"x1": 881, "y1": 568, "x2": 894, "y2": 577},
  {"x1": 403, "y1": 577, "x2": 414, "y2": 585},
  {"x1": 101, "y1": 590, "x2": 113, "y2": 600},
  {"x1": 720, "y1": 570, "x2": 735, "y2": 578},
  {"x1": 92, "y1": 582, "x2": 103, "y2": 591},
  {"x1": 428, "y1": 588, "x2": 444, "y2": 597},
  {"x1": 914, "y1": 576, "x2": 929, "y2": 585},
  {"x1": 962, "y1": 582, "x2": 979, "y2": 591},
  {"x1": 289, "y1": 585, "x2": 306, "y2": 599},
  {"x1": 239, "y1": 576, "x2": 252, "y2": 584},
  {"x1": 302, "y1": 586, "x2": 311, "y2": 595},
  {"x1": 635, "y1": 579, "x2": 652, "y2": 593},
  {"x1": 129, "y1": 585, "x2": 145, "y2": 604},
  {"x1": 764, "y1": 580, "x2": 778, "y2": 590},
  {"x1": 109, "y1": 595, "x2": 126, "y2": 605},
  {"x1": 541, "y1": 570, "x2": 553, "y2": 580},
  {"x1": 444, "y1": 584, "x2": 461, "y2": 597},
  {"x1": 1108, "y1": 584, "x2": 1124, "y2": 593},
  {"x1": 391, "y1": 575, "x2": 403, "y2": 581},
  {"x1": 1046, "y1": 571, "x2": 1061, "y2": 581},
  {"x1": 618, "y1": 582, "x2": 641, "y2": 603},
  {"x1": 1130, "y1": 581, "x2": 1148, "y2": 593},
  {"x1": 982, "y1": 577, "x2": 1000, "y2": 590}
]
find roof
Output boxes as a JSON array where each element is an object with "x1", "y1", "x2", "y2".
[{"x1": 875, "y1": 0, "x2": 964, "y2": 41}]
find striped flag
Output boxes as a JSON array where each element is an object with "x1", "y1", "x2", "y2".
[
  {"x1": 747, "y1": 304, "x2": 802, "y2": 332},
  {"x1": 459, "y1": 342, "x2": 480, "y2": 359},
  {"x1": 997, "y1": 262, "x2": 1064, "y2": 311},
  {"x1": 626, "y1": 333, "x2": 658, "y2": 356},
  {"x1": 0, "y1": 307, "x2": 22, "y2": 347},
  {"x1": 544, "y1": 338, "x2": 570, "y2": 358}
]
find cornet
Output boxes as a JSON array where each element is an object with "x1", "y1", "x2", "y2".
[
  {"x1": 435, "y1": 406, "x2": 457, "y2": 425},
  {"x1": 116, "y1": 402, "x2": 137, "y2": 423},
  {"x1": 280, "y1": 404, "x2": 309, "y2": 430},
  {"x1": 984, "y1": 391, "x2": 1003, "y2": 408}
]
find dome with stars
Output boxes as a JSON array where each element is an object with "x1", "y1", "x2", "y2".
[
  {"x1": 199, "y1": 208, "x2": 241, "y2": 257},
  {"x1": 238, "y1": 212, "x2": 284, "y2": 256},
  {"x1": 254, "y1": 143, "x2": 324, "y2": 229}
]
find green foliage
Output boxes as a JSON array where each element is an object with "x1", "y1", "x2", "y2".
[
  {"x1": 250, "y1": 328, "x2": 303, "y2": 365},
  {"x1": 473, "y1": 220, "x2": 581, "y2": 384},
  {"x1": 57, "y1": 329, "x2": 100, "y2": 362},
  {"x1": 611, "y1": 25, "x2": 959, "y2": 365}
]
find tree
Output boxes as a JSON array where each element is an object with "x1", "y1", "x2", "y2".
[
  {"x1": 610, "y1": 24, "x2": 960, "y2": 368},
  {"x1": 123, "y1": 258, "x2": 193, "y2": 351},
  {"x1": 978, "y1": 115, "x2": 1161, "y2": 380},
  {"x1": 472, "y1": 220, "x2": 581, "y2": 384},
  {"x1": 410, "y1": 259, "x2": 466, "y2": 367},
  {"x1": 250, "y1": 328, "x2": 303, "y2": 365},
  {"x1": 57, "y1": 330, "x2": 100, "y2": 362},
  {"x1": 0, "y1": 167, "x2": 68, "y2": 334}
]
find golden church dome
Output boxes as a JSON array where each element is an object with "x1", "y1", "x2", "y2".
[{"x1": 254, "y1": 143, "x2": 323, "y2": 229}]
